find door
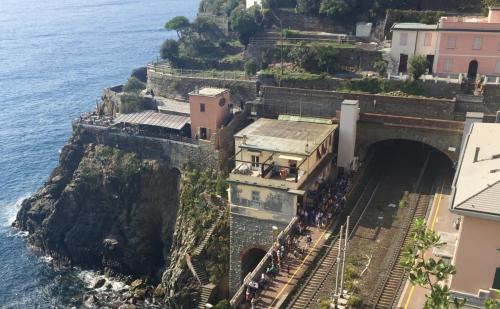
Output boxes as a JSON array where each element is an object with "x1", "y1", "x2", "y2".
[
  {"x1": 200, "y1": 127, "x2": 208, "y2": 140},
  {"x1": 398, "y1": 54, "x2": 408, "y2": 73},
  {"x1": 426, "y1": 55, "x2": 434, "y2": 74},
  {"x1": 467, "y1": 60, "x2": 478, "y2": 79}
]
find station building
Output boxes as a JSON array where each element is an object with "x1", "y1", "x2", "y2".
[
  {"x1": 449, "y1": 122, "x2": 500, "y2": 306},
  {"x1": 228, "y1": 117, "x2": 337, "y2": 293}
]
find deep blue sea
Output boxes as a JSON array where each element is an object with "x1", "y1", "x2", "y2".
[{"x1": 0, "y1": 0, "x2": 198, "y2": 307}]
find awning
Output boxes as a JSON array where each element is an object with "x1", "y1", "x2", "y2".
[
  {"x1": 114, "y1": 110, "x2": 190, "y2": 130},
  {"x1": 278, "y1": 155, "x2": 303, "y2": 162}
]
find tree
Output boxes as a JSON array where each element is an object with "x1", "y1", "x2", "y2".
[
  {"x1": 165, "y1": 16, "x2": 190, "y2": 39},
  {"x1": 123, "y1": 76, "x2": 146, "y2": 93},
  {"x1": 373, "y1": 58, "x2": 389, "y2": 76},
  {"x1": 244, "y1": 60, "x2": 258, "y2": 76},
  {"x1": 401, "y1": 219, "x2": 466, "y2": 309},
  {"x1": 296, "y1": 0, "x2": 321, "y2": 14},
  {"x1": 408, "y1": 55, "x2": 428, "y2": 80},
  {"x1": 160, "y1": 39, "x2": 179, "y2": 60},
  {"x1": 319, "y1": 0, "x2": 354, "y2": 19},
  {"x1": 230, "y1": 8, "x2": 259, "y2": 46},
  {"x1": 288, "y1": 42, "x2": 311, "y2": 69},
  {"x1": 312, "y1": 43, "x2": 339, "y2": 73}
]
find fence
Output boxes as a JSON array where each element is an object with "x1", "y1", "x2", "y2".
[{"x1": 147, "y1": 64, "x2": 255, "y2": 81}]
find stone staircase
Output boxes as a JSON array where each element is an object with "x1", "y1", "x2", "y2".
[
  {"x1": 198, "y1": 283, "x2": 216, "y2": 309},
  {"x1": 188, "y1": 211, "x2": 225, "y2": 308},
  {"x1": 192, "y1": 211, "x2": 224, "y2": 256}
]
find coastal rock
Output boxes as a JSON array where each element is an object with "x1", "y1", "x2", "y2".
[
  {"x1": 93, "y1": 278, "x2": 106, "y2": 289},
  {"x1": 130, "y1": 279, "x2": 143, "y2": 290},
  {"x1": 13, "y1": 135, "x2": 181, "y2": 278}
]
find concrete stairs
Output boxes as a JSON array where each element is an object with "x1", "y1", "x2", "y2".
[
  {"x1": 198, "y1": 283, "x2": 216, "y2": 309},
  {"x1": 191, "y1": 257, "x2": 209, "y2": 285},
  {"x1": 192, "y1": 211, "x2": 224, "y2": 256}
]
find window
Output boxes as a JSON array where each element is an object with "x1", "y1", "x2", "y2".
[
  {"x1": 424, "y1": 33, "x2": 432, "y2": 46},
  {"x1": 251, "y1": 191, "x2": 260, "y2": 202},
  {"x1": 444, "y1": 58, "x2": 453, "y2": 72},
  {"x1": 473, "y1": 37, "x2": 482, "y2": 50},
  {"x1": 251, "y1": 155, "x2": 260, "y2": 168},
  {"x1": 400, "y1": 33, "x2": 408, "y2": 46},
  {"x1": 498, "y1": 42, "x2": 500, "y2": 51},
  {"x1": 447, "y1": 36, "x2": 457, "y2": 49},
  {"x1": 496, "y1": 61, "x2": 500, "y2": 73},
  {"x1": 200, "y1": 103, "x2": 205, "y2": 112}
]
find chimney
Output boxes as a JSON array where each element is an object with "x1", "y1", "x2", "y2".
[
  {"x1": 194, "y1": 86, "x2": 199, "y2": 94},
  {"x1": 474, "y1": 147, "x2": 480, "y2": 162}
]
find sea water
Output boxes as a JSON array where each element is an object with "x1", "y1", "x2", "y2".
[{"x1": 0, "y1": 0, "x2": 198, "y2": 307}]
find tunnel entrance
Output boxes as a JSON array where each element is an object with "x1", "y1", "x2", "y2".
[
  {"x1": 365, "y1": 139, "x2": 453, "y2": 172},
  {"x1": 241, "y1": 248, "x2": 267, "y2": 281}
]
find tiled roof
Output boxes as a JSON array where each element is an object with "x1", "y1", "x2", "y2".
[{"x1": 114, "y1": 110, "x2": 190, "y2": 130}]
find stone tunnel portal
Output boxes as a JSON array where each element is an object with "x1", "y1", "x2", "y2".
[{"x1": 241, "y1": 248, "x2": 267, "y2": 281}]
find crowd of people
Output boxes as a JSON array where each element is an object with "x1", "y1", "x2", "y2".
[{"x1": 242, "y1": 173, "x2": 352, "y2": 308}]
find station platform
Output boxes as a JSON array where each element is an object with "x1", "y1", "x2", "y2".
[{"x1": 397, "y1": 188, "x2": 461, "y2": 309}]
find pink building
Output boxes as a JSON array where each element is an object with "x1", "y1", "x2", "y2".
[
  {"x1": 434, "y1": 7, "x2": 500, "y2": 78},
  {"x1": 188, "y1": 87, "x2": 231, "y2": 141}
]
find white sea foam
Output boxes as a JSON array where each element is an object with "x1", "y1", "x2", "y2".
[
  {"x1": 77, "y1": 270, "x2": 127, "y2": 292},
  {"x1": 1, "y1": 193, "x2": 31, "y2": 228}
]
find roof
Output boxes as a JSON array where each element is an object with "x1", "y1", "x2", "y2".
[
  {"x1": 452, "y1": 123, "x2": 500, "y2": 218},
  {"x1": 189, "y1": 87, "x2": 228, "y2": 97},
  {"x1": 392, "y1": 23, "x2": 438, "y2": 31},
  {"x1": 234, "y1": 118, "x2": 337, "y2": 156},
  {"x1": 114, "y1": 110, "x2": 190, "y2": 130},
  {"x1": 155, "y1": 97, "x2": 190, "y2": 116},
  {"x1": 278, "y1": 115, "x2": 333, "y2": 125}
]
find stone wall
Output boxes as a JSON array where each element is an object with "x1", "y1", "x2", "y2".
[
  {"x1": 102, "y1": 85, "x2": 123, "y2": 116},
  {"x1": 229, "y1": 214, "x2": 288, "y2": 295},
  {"x1": 76, "y1": 124, "x2": 219, "y2": 172},
  {"x1": 356, "y1": 121, "x2": 462, "y2": 163},
  {"x1": 275, "y1": 10, "x2": 353, "y2": 34},
  {"x1": 215, "y1": 106, "x2": 252, "y2": 174},
  {"x1": 262, "y1": 86, "x2": 457, "y2": 120},
  {"x1": 482, "y1": 84, "x2": 500, "y2": 113},
  {"x1": 147, "y1": 70, "x2": 257, "y2": 107}
]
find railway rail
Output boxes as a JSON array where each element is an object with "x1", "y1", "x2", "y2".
[
  {"x1": 369, "y1": 153, "x2": 439, "y2": 309},
  {"x1": 286, "y1": 168, "x2": 383, "y2": 309}
]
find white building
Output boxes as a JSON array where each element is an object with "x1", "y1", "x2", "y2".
[
  {"x1": 390, "y1": 23, "x2": 438, "y2": 74},
  {"x1": 245, "y1": 0, "x2": 262, "y2": 9}
]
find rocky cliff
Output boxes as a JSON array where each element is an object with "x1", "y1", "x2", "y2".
[
  {"x1": 13, "y1": 132, "x2": 230, "y2": 307},
  {"x1": 14, "y1": 133, "x2": 181, "y2": 280}
]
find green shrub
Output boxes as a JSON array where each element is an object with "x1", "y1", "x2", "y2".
[
  {"x1": 230, "y1": 8, "x2": 260, "y2": 46},
  {"x1": 373, "y1": 58, "x2": 388, "y2": 76},
  {"x1": 401, "y1": 80, "x2": 424, "y2": 96},
  {"x1": 244, "y1": 59, "x2": 258, "y2": 76},
  {"x1": 123, "y1": 76, "x2": 146, "y2": 93},
  {"x1": 345, "y1": 78, "x2": 389, "y2": 94},
  {"x1": 120, "y1": 93, "x2": 145, "y2": 114},
  {"x1": 160, "y1": 39, "x2": 179, "y2": 60},
  {"x1": 282, "y1": 28, "x2": 300, "y2": 38},
  {"x1": 214, "y1": 299, "x2": 231, "y2": 309},
  {"x1": 408, "y1": 54, "x2": 428, "y2": 80},
  {"x1": 347, "y1": 294, "x2": 363, "y2": 308}
]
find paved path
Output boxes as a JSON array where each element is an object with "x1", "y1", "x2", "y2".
[
  {"x1": 253, "y1": 225, "x2": 332, "y2": 308},
  {"x1": 396, "y1": 188, "x2": 460, "y2": 309}
]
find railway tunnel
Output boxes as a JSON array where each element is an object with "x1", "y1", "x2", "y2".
[{"x1": 287, "y1": 139, "x2": 456, "y2": 309}]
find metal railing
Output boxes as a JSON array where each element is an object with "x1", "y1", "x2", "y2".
[{"x1": 147, "y1": 64, "x2": 255, "y2": 81}]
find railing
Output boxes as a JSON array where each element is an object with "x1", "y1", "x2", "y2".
[
  {"x1": 230, "y1": 217, "x2": 299, "y2": 307},
  {"x1": 147, "y1": 64, "x2": 255, "y2": 81},
  {"x1": 249, "y1": 36, "x2": 356, "y2": 46}
]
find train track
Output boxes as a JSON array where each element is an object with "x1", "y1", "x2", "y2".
[
  {"x1": 370, "y1": 154, "x2": 436, "y2": 309},
  {"x1": 286, "y1": 170, "x2": 383, "y2": 309}
]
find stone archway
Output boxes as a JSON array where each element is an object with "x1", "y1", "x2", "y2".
[{"x1": 240, "y1": 247, "x2": 267, "y2": 281}]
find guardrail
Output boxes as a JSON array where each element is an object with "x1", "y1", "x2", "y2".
[
  {"x1": 147, "y1": 64, "x2": 255, "y2": 81},
  {"x1": 230, "y1": 217, "x2": 299, "y2": 307},
  {"x1": 359, "y1": 113, "x2": 465, "y2": 133}
]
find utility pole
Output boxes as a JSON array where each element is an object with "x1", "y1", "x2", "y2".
[
  {"x1": 334, "y1": 224, "x2": 343, "y2": 308},
  {"x1": 340, "y1": 216, "x2": 349, "y2": 298}
]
